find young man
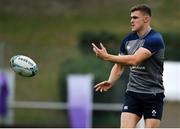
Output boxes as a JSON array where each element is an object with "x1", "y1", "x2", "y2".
[{"x1": 92, "y1": 4, "x2": 165, "y2": 128}]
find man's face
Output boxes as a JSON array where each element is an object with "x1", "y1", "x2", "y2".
[{"x1": 130, "y1": 11, "x2": 147, "y2": 32}]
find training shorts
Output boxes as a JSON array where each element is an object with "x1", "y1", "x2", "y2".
[{"x1": 122, "y1": 91, "x2": 165, "y2": 120}]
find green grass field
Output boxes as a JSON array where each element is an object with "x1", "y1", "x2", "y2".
[{"x1": 0, "y1": 0, "x2": 180, "y2": 127}]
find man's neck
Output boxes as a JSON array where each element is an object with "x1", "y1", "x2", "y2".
[{"x1": 137, "y1": 26, "x2": 151, "y2": 38}]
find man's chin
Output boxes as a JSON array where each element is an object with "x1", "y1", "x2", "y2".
[{"x1": 131, "y1": 29, "x2": 136, "y2": 32}]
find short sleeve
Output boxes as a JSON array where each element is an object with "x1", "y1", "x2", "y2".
[
  {"x1": 119, "y1": 38, "x2": 127, "y2": 55},
  {"x1": 142, "y1": 33, "x2": 164, "y2": 54}
]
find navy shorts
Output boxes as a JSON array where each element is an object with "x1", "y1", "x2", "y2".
[{"x1": 122, "y1": 91, "x2": 165, "y2": 120}]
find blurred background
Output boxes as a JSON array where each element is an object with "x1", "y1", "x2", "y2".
[{"x1": 0, "y1": 0, "x2": 180, "y2": 128}]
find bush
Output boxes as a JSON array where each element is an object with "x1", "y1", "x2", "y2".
[
  {"x1": 162, "y1": 32, "x2": 180, "y2": 61},
  {"x1": 78, "y1": 31, "x2": 121, "y2": 55}
]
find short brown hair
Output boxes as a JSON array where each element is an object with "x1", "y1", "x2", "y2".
[{"x1": 130, "y1": 4, "x2": 151, "y2": 17}]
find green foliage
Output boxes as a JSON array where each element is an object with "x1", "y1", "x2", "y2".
[
  {"x1": 78, "y1": 31, "x2": 121, "y2": 55},
  {"x1": 93, "y1": 111, "x2": 120, "y2": 128},
  {"x1": 162, "y1": 32, "x2": 180, "y2": 61}
]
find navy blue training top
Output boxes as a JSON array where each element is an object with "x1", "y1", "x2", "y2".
[{"x1": 119, "y1": 29, "x2": 165, "y2": 94}]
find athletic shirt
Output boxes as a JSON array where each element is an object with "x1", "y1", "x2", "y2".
[{"x1": 119, "y1": 29, "x2": 165, "y2": 94}]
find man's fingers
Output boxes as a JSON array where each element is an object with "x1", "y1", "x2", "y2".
[
  {"x1": 94, "y1": 84, "x2": 100, "y2": 88},
  {"x1": 92, "y1": 42, "x2": 105, "y2": 50},
  {"x1": 94, "y1": 81, "x2": 109, "y2": 92},
  {"x1": 92, "y1": 43, "x2": 97, "y2": 48},
  {"x1": 92, "y1": 43, "x2": 100, "y2": 51},
  {"x1": 93, "y1": 47, "x2": 97, "y2": 53},
  {"x1": 94, "y1": 81, "x2": 106, "y2": 88},
  {"x1": 95, "y1": 86, "x2": 109, "y2": 92},
  {"x1": 100, "y1": 43, "x2": 105, "y2": 49},
  {"x1": 94, "y1": 84, "x2": 101, "y2": 89},
  {"x1": 95, "y1": 86, "x2": 101, "y2": 92}
]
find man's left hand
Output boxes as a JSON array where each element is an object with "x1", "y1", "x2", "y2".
[{"x1": 92, "y1": 43, "x2": 109, "y2": 60}]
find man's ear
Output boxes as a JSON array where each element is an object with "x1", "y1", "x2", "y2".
[{"x1": 144, "y1": 16, "x2": 150, "y2": 23}]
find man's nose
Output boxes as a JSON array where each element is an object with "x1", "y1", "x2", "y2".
[{"x1": 130, "y1": 18, "x2": 134, "y2": 23}]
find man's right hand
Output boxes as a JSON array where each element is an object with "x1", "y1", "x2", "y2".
[{"x1": 94, "y1": 81, "x2": 113, "y2": 92}]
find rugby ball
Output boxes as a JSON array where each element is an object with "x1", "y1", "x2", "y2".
[{"x1": 10, "y1": 55, "x2": 38, "y2": 77}]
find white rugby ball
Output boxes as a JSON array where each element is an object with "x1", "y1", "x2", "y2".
[{"x1": 10, "y1": 55, "x2": 38, "y2": 77}]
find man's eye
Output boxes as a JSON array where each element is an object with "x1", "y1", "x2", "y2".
[{"x1": 131, "y1": 16, "x2": 139, "y2": 19}]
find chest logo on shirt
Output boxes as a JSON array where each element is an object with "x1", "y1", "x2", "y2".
[
  {"x1": 126, "y1": 39, "x2": 145, "y2": 54},
  {"x1": 127, "y1": 45, "x2": 131, "y2": 50}
]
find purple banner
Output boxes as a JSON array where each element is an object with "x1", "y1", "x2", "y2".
[
  {"x1": 0, "y1": 72, "x2": 8, "y2": 117},
  {"x1": 67, "y1": 74, "x2": 93, "y2": 128}
]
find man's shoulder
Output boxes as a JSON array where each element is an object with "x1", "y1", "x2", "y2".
[
  {"x1": 125, "y1": 32, "x2": 138, "y2": 40},
  {"x1": 146, "y1": 29, "x2": 164, "y2": 45},
  {"x1": 143, "y1": 29, "x2": 165, "y2": 52},
  {"x1": 148, "y1": 29, "x2": 163, "y2": 40}
]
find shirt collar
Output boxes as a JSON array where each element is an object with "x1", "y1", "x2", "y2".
[{"x1": 138, "y1": 27, "x2": 152, "y2": 39}]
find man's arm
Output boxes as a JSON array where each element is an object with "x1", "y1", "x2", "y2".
[
  {"x1": 94, "y1": 63, "x2": 124, "y2": 92},
  {"x1": 105, "y1": 47, "x2": 151, "y2": 66},
  {"x1": 92, "y1": 43, "x2": 152, "y2": 66},
  {"x1": 108, "y1": 63, "x2": 124, "y2": 85}
]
